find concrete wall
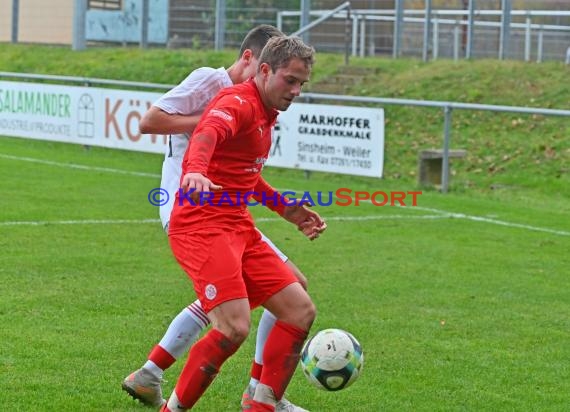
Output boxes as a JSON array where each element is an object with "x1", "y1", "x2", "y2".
[
  {"x1": 0, "y1": 0, "x2": 75, "y2": 44},
  {"x1": 0, "y1": 0, "x2": 12, "y2": 42},
  {"x1": 0, "y1": 0, "x2": 168, "y2": 45},
  {"x1": 86, "y1": 0, "x2": 168, "y2": 44}
]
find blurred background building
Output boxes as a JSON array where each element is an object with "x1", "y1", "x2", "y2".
[{"x1": 0, "y1": 0, "x2": 568, "y2": 61}]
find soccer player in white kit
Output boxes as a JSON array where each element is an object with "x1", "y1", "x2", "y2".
[{"x1": 121, "y1": 25, "x2": 313, "y2": 412}]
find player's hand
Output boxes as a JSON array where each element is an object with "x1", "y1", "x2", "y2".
[
  {"x1": 180, "y1": 172, "x2": 222, "y2": 201},
  {"x1": 299, "y1": 216, "x2": 327, "y2": 240},
  {"x1": 282, "y1": 204, "x2": 327, "y2": 241}
]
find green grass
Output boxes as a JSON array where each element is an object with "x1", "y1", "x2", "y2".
[
  {"x1": 1, "y1": 44, "x2": 570, "y2": 411},
  {"x1": 1, "y1": 136, "x2": 569, "y2": 411},
  {"x1": 1, "y1": 44, "x2": 568, "y2": 197}
]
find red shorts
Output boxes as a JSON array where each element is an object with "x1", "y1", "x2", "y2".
[{"x1": 169, "y1": 228, "x2": 298, "y2": 313}]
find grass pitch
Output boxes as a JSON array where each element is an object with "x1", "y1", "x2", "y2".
[
  {"x1": 1, "y1": 43, "x2": 569, "y2": 411},
  {"x1": 1, "y1": 135, "x2": 569, "y2": 411}
]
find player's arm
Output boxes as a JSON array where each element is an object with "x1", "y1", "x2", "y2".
[
  {"x1": 253, "y1": 177, "x2": 327, "y2": 240},
  {"x1": 180, "y1": 94, "x2": 245, "y2": 196},
  {"x1": 139, "y1": 106, "x2": 201, "y2": 135},
  {"x1": 179, "y1": 129, "x2": 222, "y2": 197},
  {"x1": 140, "y1": 68, "x2": 223, "y2": 135}
]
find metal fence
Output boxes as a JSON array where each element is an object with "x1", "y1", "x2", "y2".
[
  {"x1": 2, "y1": 71, "x2": 569, "y2": 192},
  {"x1": 2, "y1": 0, "x2": 570, "y2": 62},
  {"x1": 164, "y1": 1, "x2": 570, "y2": 62}
]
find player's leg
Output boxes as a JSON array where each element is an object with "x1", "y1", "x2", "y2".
[
  {"x1": 122, "y1": 147, "x2": 212, "y2": 407},
  {"x1": 255, "y1": 284, "x2": 315, "y2": 410},
  {"x1": 243, "y1": 232, "x2": 309, "y2": 411},
  {"x1": 162, "y1": 231, "x2": 250, "y2": 411},
  {"x1": 122, "y1": 301, "x2": 210, "y2": 406},
  {"x1": 243, "y1": 239, "x2": 316, "y2": 411},
  {"x1": 257, "y1": 231, "x2": 308, "y2": 290},
  {"x1": 241, "y1": 231, "x2": 307, "y2": 412},
  {"x1": 148, "y1": 302, "x2": 209, "y2": 375}
]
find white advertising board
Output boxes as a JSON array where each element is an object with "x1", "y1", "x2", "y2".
[
  {"x1": 0, "y1": 81, "x2": 384, "y2": 177},
  {"x1": 0, "y1": 81, "x2": 168, "y2": 154},
  {"x1": 269, "y1": 103, "x2": 384, "y2": 177}
]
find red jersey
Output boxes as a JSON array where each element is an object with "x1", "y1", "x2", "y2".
[{"x1": 169, "y1": 79, "x2": 279, "y2": 234}]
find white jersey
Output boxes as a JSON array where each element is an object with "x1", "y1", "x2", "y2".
[
  {"x1": 155, "y1": 67, "x2": 287, "y2": 262},
  {"x1": 156, "y1": 67, "x2": 232, "y2": 229}
]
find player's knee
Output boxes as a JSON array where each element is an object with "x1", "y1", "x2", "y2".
[
  {"x1": 297, "y1": 298, "x2": 317, "y2": 330},
  {"x1": 218, "y1": 319, "x2": 250, "y2": 344},
  {"x1": 226, "y1": 328, "x2": 249, "y2": 345}
]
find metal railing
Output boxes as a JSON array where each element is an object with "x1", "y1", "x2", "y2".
[
  {"x1": 299, "y1": 92, "x2": 570, "y2": 192},
  {"x1": 290, "y1": 1, "x2": 352, "y2": 65},
  {"x1": 278, "y1": 6, "x2": 570, "y2": 62},
  {"x1": 1, "y1": 71, "x2": 569, "y2": 193}
]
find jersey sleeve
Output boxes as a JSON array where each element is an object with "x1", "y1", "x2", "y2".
[
  {"x1": 183, "y1": 93, "x2": 254, "y2": 175},
  {"x1": 193, "y1": 93, "x2": 254, "y2": 144},
  {"x1": 153, "y1": 68, "x2": 228, "y2": 115}
]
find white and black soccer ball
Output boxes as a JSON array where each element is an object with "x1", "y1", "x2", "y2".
[{"x1": 300, "y1": 328, "x2": 364, "y2": 391}]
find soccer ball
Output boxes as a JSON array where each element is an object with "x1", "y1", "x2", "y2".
[{"x1": 300, "y1": 328, "x2": 364, "y2": 391}]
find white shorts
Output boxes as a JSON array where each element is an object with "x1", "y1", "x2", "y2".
[
  {"x1": 159, "y1": 135, "x2": 185, "y2": 230},
  {"x1": 160, "y1": 135, "x2": 288, "y2": 263}
]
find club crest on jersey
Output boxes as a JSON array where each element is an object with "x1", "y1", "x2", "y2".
[
  {"x1": 205, "y1": 284, "x2": 217, "y2": 300},
  {"x1": 233, "y1": 95, "x2": 246, "y2": 105}
]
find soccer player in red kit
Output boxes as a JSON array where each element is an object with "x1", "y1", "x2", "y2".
[{"x1": 162, "y1": 36, "x2": 322, "y2": 411}]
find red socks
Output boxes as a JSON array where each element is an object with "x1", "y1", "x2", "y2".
[
  {"x1": 173, "y1": 329, "x2": 239, "y2": 408},
  {"x1": 260, "y1": 320, "x2": 308, "y2": 400},
  {"x1": 250, "y1": 361, "x2": 263, "y2": 381},
  {"x1": 148, "y1": 345, "x2": 176, "y2": 370}
]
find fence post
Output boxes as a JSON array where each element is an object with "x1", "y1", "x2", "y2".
[
  {"x1": 393, "y1": 0, "x2": 404, "y2": 58},
  {"x1": 441, "y1": 105, "x2": 453, "y2": 193},
  {"x1": 465, "y1": 0, "x2": 475, "y2": 59},
  {"x1": 359, "y1": 17, "x2": 366, "y2": 57},
  {"x1": 422, "y1": 0, "x2": 432, "y2": 62},
  {"x1": 345, "y1": 6, "x2": 351, "y2": 65},
  {"x1": 72, "y1": 0, "x2": 86, "y2": 51},
  {"x1": 453, "y1": 22, "x2": 460, "y2": 61},
  {"x1": 352, "y1": 15, "x2": 359, "y2": 56},
  {"x1": 499, "y1": 0, "x2": 512, "y2": 60},
  {"x1": 215, "y1": 0, "x2": 226, "y2": 50},
  {"x1": 524, "y1": 15, "x2": 532, "y2": 62},
  {"x1": 140, "y1": 0, "x2": 149, "y2": 49},
  {"x1": 300, "y1": 0, "x2": 311, "y2": 44},
  {"x1": 11, "y1": 0, "x2": 19, "y2": 43}
]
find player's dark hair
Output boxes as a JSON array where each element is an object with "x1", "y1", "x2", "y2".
[
  {"x1": 239, "y1": 25, "x2": 285, "y2": 59},
  {"x1": 258, "y1": 36, "x2": 315, "y2": 73}
]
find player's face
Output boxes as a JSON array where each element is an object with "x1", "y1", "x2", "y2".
[{"x1": 264, "y1": 58, "x2": 310, "y2": 111}]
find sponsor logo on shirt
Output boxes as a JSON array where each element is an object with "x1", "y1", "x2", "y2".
[{"x1": 209, "y1": 109, "x2": 233, "y2": 122}]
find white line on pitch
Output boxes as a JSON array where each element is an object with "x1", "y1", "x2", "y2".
[
  {"x1": 0, "y1": 215, "x2": 448, "y2": 227},
  {"x1": 0, "y1": 218, "x2": 162, "y2": 226},
  {"x1": 2, "y1": 154, "x2": 568, "y2": 237},
  {"x1": 443, "y1": 213, "x2": 570, "y2": 237},
  {"x1": 257, "y1": 214, "x2": 450, "y2": 223},
  {"x1": 0, "y1": 154, "x2": 161, "y2": 178}
]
